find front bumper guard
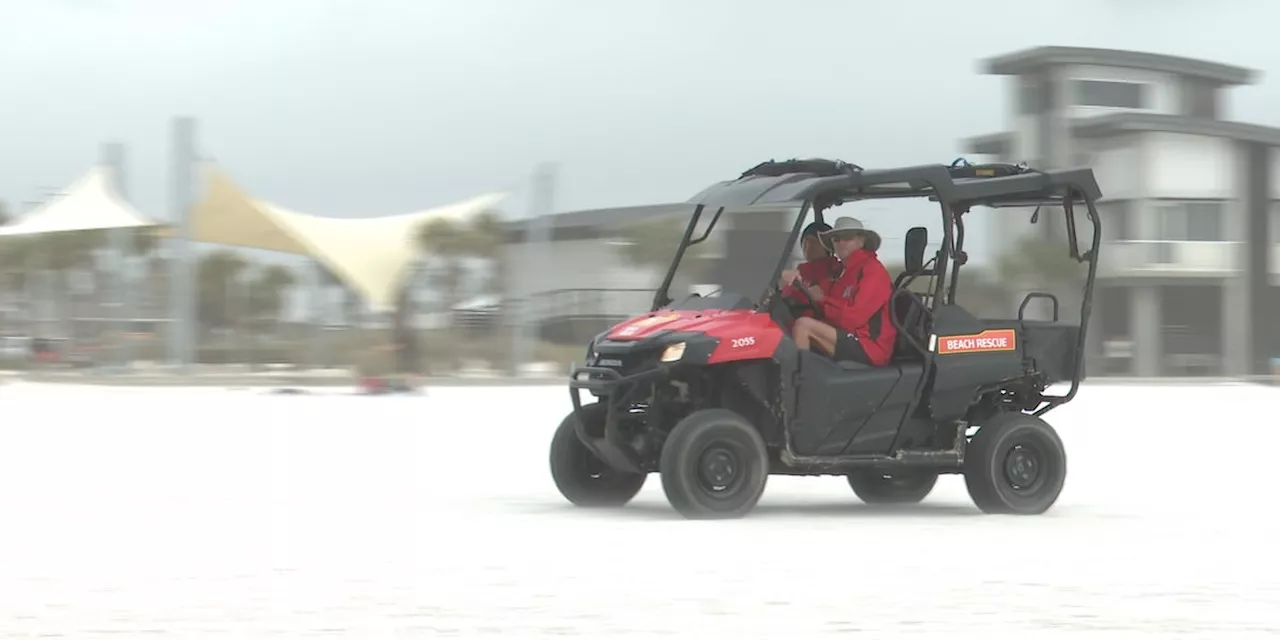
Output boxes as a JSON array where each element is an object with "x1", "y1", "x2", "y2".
[{"x1": 567, "y1": 363, "x2": 671, "y2": 474}]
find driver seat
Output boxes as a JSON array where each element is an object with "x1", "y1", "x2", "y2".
[{"x1": 891, "y1": 227, "x2": 934, "y2": 362}]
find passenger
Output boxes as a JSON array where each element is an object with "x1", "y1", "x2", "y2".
[
  {"x1": 791, "y1": 216, "x2": 897, "y2": 366},
  {"x1": 778, "y1": 221, "x2": 841, "y2": 317}
]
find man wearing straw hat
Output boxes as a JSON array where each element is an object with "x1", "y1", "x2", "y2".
[{"x1": 787, "y1": 216, "x2": 897, "y2": 366}]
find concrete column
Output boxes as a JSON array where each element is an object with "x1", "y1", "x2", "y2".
[
  {"x1": 1221, "y1": 141, "x2": 1252, "y2": 376},
  {"x1": 1084, "y1": 284, "x2": 1104, "y2": 376},
  {"x1": 1244, "y1": 143, "x2": 1272, "y2": 376},
  {"x1": 511, "y1": 163, "x2": 557, "y2": 372},
  {"x1": 1046, "y1": 66, "x2": 1074, "y2": 170},
  {"x1": 167, "y1": 117, "x2": 197, "y2": 369},
  {"x1": 1222, "y1": 275, "x2": 1249, "y2": 376},
  {"x1": 1131, "y1": 285, "x2": 1160, "y2": 376}
]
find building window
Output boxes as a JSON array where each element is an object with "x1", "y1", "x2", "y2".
[
  {"x1": 1271, "y1": 202, "x2": 1280, "y2": 243},
  {"x1": 1097, "y1": 200, "x2": 1133, "y2": 241},
  {"x1": 1155, "y1": 201, "x2": 1223, "y2": 241},
  {"x1": 1074, "y1": 79, "x2": 1148, "y2": 109},
  {"x1": 1180, "y1": 78, "x2": 1219, "y2": 119}
]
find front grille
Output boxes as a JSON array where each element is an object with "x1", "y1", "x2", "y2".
[{"x1": 588, "y1": 340, "x2": 659, "y2": 377}]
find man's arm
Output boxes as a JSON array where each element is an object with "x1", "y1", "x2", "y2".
[
  {"x1": 781, "y1": 263, "x2": 827, "y2": 303},
  {"x1": 821, "y1": 261, "x2": 893, "y2": 330},
  {"x1": 779, "y1": 269, "x2": 804, "y2": 301}
]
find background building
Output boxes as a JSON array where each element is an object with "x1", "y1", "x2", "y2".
[
  {"x1": 963, "y1": 46, "x2": 1280, "y2": 377},
  {"x1": 502, "y1": 203, "x2": 688, "y2": 344}
]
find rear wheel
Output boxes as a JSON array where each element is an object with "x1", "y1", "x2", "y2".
[
  {"x1": 963, "y1": 412, "x2": 1066, "y2": 515},
  {"x1": 549, "y1": 404, "x2": 646, "y2": 507},
  {"x1": 847, "y1": 470, "x2": 938, "y2": 504},
  {"x1": 659, "y1": 409, "x2": 769, "y2": 520}
]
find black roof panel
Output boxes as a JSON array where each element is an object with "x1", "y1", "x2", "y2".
[{"x1": 686, "y1": 159, "x2": 1103, "y2": 212}]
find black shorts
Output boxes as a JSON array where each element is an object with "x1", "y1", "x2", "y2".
[{"x1": 833, "y1": 330, "x2": 873, "y2": 365}]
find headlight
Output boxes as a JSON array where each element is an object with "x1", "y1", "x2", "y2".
[{"x1": 659, "y1": 342, "x2": 686, "y2": 363}]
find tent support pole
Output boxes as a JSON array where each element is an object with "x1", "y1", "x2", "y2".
[
  {"x1": 512, "y1": 162, "x2": 557, "y2": 376},
  {"x1": 167, "y1": 117, "x2": 197, "y2": 372},
  {"x1": 101, "y1": 141, "x2": 131, "y2": 371}
]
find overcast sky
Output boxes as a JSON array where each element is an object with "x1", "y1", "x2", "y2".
[{"x1": 2, "y1": 0, "x2": 1279, "y2": 263}]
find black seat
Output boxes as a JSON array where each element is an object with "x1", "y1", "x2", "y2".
[
  {"x1": 890, "y1": 226, "x2": 933, "y2": 362},
  {"x1": 891, "y1": 291, "x2": 931, "y2": 362}
]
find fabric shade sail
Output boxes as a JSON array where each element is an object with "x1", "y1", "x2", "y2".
[
  {"x1": 190, "y1": 165, "x2": 508, "y2": 311},
  {"x1": 0, "y1": 166, "x2": 160, "y2": 236}
]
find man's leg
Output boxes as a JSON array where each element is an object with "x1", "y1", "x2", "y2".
[
  {"x1": 832, "y1": 330, "x2": 874, "y2": 365},
  {"x1": 793, "y1": 316, "x2": 840, "y2": 356}
]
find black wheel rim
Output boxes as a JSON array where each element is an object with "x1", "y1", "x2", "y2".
[
  {"x1": 696, "y1": 444, "x2": 745, "y2": 497},
  {"x1": 1002, "y1": 443, "x2": 1044, "y2": 494}
]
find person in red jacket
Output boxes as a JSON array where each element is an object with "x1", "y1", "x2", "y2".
[
  {"x1": 791, "y1": 216, "x2": 898, "y2": 366},
  {"x1": 778, "y1": 221, "x2": 841, "y2": 318}
]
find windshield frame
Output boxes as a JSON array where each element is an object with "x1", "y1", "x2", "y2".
[{"x1": 650, "y1": 202, "x2": 812, "y2": 312}]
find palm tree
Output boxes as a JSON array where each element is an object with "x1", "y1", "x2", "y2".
[
  {"x1": 106, "y1": 226, "x2": 166, "y2": 358},
  {"x1": 41, "y1": 230, "x2": 107, "y2": 342},
  {"x1": 248, "y1": 263, "x2": 295, "y2": 332},
  {"x1": 417, "y1": 212, "x2": 506, "y2": 314},
  {"x1": 615, "y1": 217, "x2": 712, "y2": 294},
  {"x1": 996, "y1": 233, "x2": 1088, "y2": 321},
  {"x1": 466, "y1": 209, "x2": 510, "y2": 325},
  {"x1": 0, "y1": 202, "x2": 27, "y2": 333},
  {"x1": 196, "y1": 250, "x2": 249, "y2": 332},
  {"x1": 0, "y1": 203, "x2": 20, "y2": 306},
  {"x1": 414, "y1": 210, "x2": 508, "y2": 372},
  {"x1": 467, "y1": 210, "x2": 506, "y2": 262}
]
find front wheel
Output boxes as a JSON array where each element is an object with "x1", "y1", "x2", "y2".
[
  {"x1": 963, "y1": 412, "x2": 1067, "y2": 515},
  {"x1": 659, "y1": 408, "x2": 769, "y2": 520},
  {"x1": 549, "y1": 404, "x2": 646, "y2": 507},
  {"x1": 847, "y1": 470, "x2": 938, "y2": 504}
]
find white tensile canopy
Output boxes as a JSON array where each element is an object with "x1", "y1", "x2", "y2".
[
  {"x1": 0, "y1": 166, "x2": 160, "y2": 236},
  {"x1": 190, "y1": 165, "x2": 508, "y2": 311}
]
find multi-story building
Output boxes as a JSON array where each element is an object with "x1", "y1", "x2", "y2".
[{"x1": 962, "y1": 46, "x2": 1280, "y2": 377}]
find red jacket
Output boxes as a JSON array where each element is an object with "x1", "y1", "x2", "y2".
[
  {"x1": 821, "y1": 249, "x2": 897, "y2": 366},
  {"x1": 783, "y1": 256, "x2": 841, "y2": 309}
]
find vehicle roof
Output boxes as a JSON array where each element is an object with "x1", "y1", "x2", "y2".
[{"x1": 685, "y1": 158, "x2": 1104, "y2": 213}]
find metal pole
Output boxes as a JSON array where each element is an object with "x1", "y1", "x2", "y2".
[
  {"x1": 511, "y1": 162, "x2": 557, "y2": 374},
  {"x1": 311, "y1": 260, "x2": 322, "y2": 369},
  {"x1": 100, "y1": 142, "x2": 130, "y2": 370},
  {"x1": 20, "y1": 193, "x2": 56, "y2": 342},
  {"x1": 167, "y1": 117, "x2": 197, "y2": 371}
]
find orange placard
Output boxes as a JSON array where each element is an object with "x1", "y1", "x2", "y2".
[{"x1": 936, "y1": 329, "x2": 1017, "y2": 355}]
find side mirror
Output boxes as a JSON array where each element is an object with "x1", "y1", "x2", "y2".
[{"x1": 904, "y1": 226, "x2": 928, "y2": 274}]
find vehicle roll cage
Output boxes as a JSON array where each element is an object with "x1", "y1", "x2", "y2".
[{"x1": 656, "y1": 157, "x2": 1103, "y2": 408}]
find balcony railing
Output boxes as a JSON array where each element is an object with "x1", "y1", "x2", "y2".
[
  {"x1": 1102, "y1": 241, "x2": 1240, "y2": 275},
  {"x1": 523, "y1": 288, "x2": 657, "y2": 323}
]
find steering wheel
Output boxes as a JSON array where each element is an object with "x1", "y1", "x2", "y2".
[
  {"x1": 773, "y1": 278, "x2": 821, "y2": 323},
  {"x1": 793, "y1": 280, "x2": 820, "y2": 313},
  {"x1": 788, "y1": 276, "x2": 819, "y2": 316}
]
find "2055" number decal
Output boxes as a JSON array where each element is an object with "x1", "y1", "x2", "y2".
[{"x1": 730, "y1": 336, "x2": 756, "y2": 349}]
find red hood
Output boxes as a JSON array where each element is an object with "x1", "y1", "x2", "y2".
[{"x1": 605, "y1": 308, "x2": 755, "y2": 341}]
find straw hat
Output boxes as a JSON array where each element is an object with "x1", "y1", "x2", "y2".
[{"x1": 821, "y1": 216, "x2": 881, "y2": 252}]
